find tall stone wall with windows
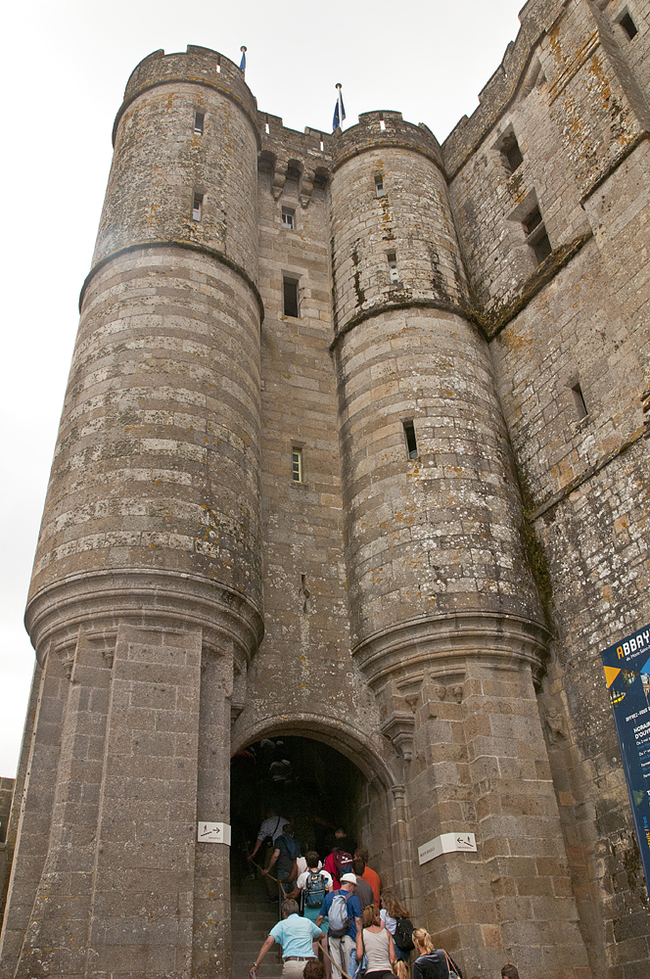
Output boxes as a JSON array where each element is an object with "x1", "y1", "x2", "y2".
[{"x1": 444, "y1": 1, "x2": 650, "y2": 974}]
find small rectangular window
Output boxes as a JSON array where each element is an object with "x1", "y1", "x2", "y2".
[
  {"x1": 283, "y1": 277, "x2": 299, "y2": 317},
  {"x1": 265, "y1": 122, "x2": 270, "y2": 134},
  {"x1": 619, "y1": 11, "x2": 638, "y2": 39},
  {"x1": 282, "y1": 208, "x2": 295, "y2": 230},
  {"x1": 292, "y1": 447, "x2": 303, "y2": 482},
  {"x1": 500, "y1": 132, "x2": 524, "y2": 174},
  {"x1": 531, "y1": 232, "x2": 552, "y2": 264},
  {"x1": 375, "y1": 173, "x2": 385, "y2": 197},
  {"x1": 194, "y1": 112, "x2": 204, "y2": 135},
  {"x1": 403, "y1": 420, "x2": 418, "y2": 460},
  {"x1": 379, "y1": 118, "x2": 386, "y2": 131},
  {"x1": 387, "y1": 251, "x2": 399, "y2": 283},
  {"x1": 192, "y1": 192, "x2": 204, "y2": 222},
  {"x1": 571, "y1": 383, "x2": 589, "y2": 420}
]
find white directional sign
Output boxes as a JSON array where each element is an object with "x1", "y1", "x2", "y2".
[
  {"x1": 197, "y1": 821, "x2": 231, "y2": 845},
  {"x1": 418, "y1": 832, "x2": 476, "y2": 865}
]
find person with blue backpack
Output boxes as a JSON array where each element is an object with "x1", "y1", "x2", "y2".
[
  {"x1": 315, "y1": 872, "x2": 362, "y2": 979},
  {"x1": 293, "y1": 852, "x2": 333, "y2": 979}
]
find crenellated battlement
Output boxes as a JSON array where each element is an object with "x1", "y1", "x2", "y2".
[
  {"x1": 332, "y1": 110, "x2": 443, "y2": 172},
  {"x1": 442, "y1": 0, "x2": 566, "y2": 175},
  {"x1": 114, "y1": 45, "x2": 259, "y2": 147}
]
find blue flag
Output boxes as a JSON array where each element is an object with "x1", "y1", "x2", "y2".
[
  {"x1": 332, "y1": 84, "x2": 345, "y2": 131},
  {"x1": 240, "y1": 46, "x2": 247, "y2": 72}
]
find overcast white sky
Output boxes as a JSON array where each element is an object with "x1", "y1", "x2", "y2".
[{"x1": 0, "y1": 0, "x2": 525, "y2": 777}]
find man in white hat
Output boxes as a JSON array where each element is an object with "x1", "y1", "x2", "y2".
[{"x1": 315, "y1": 873, "x2": 362, "y2": 979}]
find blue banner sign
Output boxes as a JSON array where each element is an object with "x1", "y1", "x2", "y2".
[{"x1": 601, "y1": 622, "x2": 650, "y2": 890}]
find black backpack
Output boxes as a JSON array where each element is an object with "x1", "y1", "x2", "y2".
[
  {"x1": 393, "y1": 916, "x2": 415, "y2": 952},
  {"x1": 275, "y1": 833, "x2": 299, "y2": 877}
]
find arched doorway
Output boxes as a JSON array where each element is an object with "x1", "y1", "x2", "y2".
[
  {"x1": 231, "y1": 735, "x2": 370, "y2": 880},
  {"x1": 229, "y1": 732, "x2": 408, "y2": 979}
]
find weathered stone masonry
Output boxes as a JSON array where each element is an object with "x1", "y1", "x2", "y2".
[{"x1": 1, "y1": 2, "x2": 649, "y2": 978}]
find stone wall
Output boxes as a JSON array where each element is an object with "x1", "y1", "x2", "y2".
[
  {"x1": 444, "y1": 1, "x2": 650, "y2": 974},
  {"x1": 0, "y1": 779, "x2": 14, "y2": 926},
  {"x1": 0, "y1": 781, "x2": 12, "y2": 846}
]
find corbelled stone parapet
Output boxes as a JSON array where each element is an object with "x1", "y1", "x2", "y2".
[
  {"x1": 25, "y1": 569, "x2": 263, "y2": 672},
  {"x1": 353, "y1": 610, "x2": 550, "y2": 693}
]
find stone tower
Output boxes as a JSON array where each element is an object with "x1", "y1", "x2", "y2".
[
  {"x1": 2, "y1": 47, "x2": 264, "y2": 979},
  {"x1": 2, "y1": 2, "x2": 650, "y2": 978}
]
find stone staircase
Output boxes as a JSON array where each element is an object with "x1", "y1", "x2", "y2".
[{"x1": 231, "y1": 876, "x2": 284, "y2": 979}]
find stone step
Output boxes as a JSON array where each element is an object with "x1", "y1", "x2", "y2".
[{"x1": 231, "y1": 877, "x2": 283, "y2": 979}]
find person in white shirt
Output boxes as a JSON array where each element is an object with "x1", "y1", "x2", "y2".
[
  {"x1": 248, "y1": 809, "x2": 290, "y2": 898},
  {"x1": 293, "y1": 851, "x2": 333, "y2": 979}
]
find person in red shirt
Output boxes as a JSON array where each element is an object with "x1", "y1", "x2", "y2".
[{"x1": 324, "y1": 829, "x2": 355, "y2": 888}]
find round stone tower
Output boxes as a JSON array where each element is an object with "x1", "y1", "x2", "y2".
[
  {"x1": 329, "y1": 112, "x2": 588, "y2": 977},
  {"x1": 12, "y1": 47, "x2": 262, "y2": 979},
  {"x1": 29, "y1": 45, "x2": 263, "y2": 621},
  {"x1": 330, "y1": 110, "x2": 542, "y2": 646}
]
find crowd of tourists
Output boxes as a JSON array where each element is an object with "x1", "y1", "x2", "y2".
[{"x1": 246, "y1": 811, "x2": 520, "y2": 979}]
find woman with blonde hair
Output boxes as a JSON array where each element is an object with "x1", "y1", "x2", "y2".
[
  {"x1": 392, "y1": 961, "x2": 410, "y2": 979},
  {"x1": 355, "y1": 904, "x2": 396, "y2": 978},
  {"x1": 411, "y1": 929, "x2": 462, "y2": 979}
]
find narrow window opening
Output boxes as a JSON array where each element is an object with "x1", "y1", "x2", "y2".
[
  {"x1": 192, "y1": 192, "x2": 204, "y2": 221},
  {"x1": 375, "y1": 173, "x2": 385, "y2": 197},
  {"x1": 522, "y1": 204, "x2": 552, "y2": 266},
  {"x1": 194, "y1": 111, "x2": 204, "y2": 135},
  {"x1": 216, "y1": 56, "x2": 221, "y2": 74},
  {"x1": 530, "y1": 229, "x2": 552, "y2": 264},
  {"x1": 403, "y1": 420, "x2": 418, "y2": 460},
  {"x1": 379, "y1": 118, "x2": 386, "y2": 131},
  {"x1": 292, "y1": 447, "x2": 303, "y2": 482},
  {"x1": 500, "y1": 131, "x2": 524, "y2": 174},
  {"x1": 283, "y1": 277, "x2": 299, "y2": 317},
  {"x1": 282, "y1": 207, "x2": 295, "y2": 230},
  {"x1": 619, "y1": 11, "x2": 638, "y2": 39},
  {"x1": 320, "y1": 139, "x2": 324, "y2": 152},
  {"x1": 522, "y1": 206, "x2": 542, "y2": 236},
  {"x1": 571, "y1": 383, "x2": 589, "y2": 420},
  {"x1": 265, "y1": 122, "x2": 270, "y2": 134},
  {"x1": 387, "y1": 251, "x2": 399, "y2": 283}
]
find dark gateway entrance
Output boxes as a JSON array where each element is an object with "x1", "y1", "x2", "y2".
[
  {"x1": 230, "y1": 736, "x2": 376, "y2": 979},
  {"x1": 231, "y1": 735, "x2": 367, "y2": 883}
]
